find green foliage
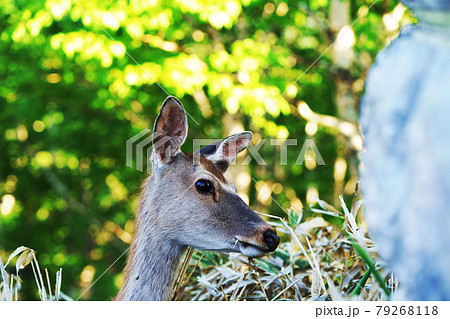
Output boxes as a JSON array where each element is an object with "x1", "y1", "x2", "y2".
[{"x1": 0, "y1": 0, "x2": 411, "y2": 300}]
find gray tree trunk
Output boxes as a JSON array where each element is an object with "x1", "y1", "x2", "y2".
[{"x1": 360, "y1": 0, "x2": 450, "y2": 300}]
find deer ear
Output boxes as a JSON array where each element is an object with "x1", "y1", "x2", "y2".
[
  {"x1": 197, "y1": 131, "x2": 253, "y2": 172},
  {"x1": 152, "y1": 96, "x2": 188, "y2": 167}
]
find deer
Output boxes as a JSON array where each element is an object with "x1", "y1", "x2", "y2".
[{"x1": 116, "y1": 96, "x2": 280, "y2": 301}]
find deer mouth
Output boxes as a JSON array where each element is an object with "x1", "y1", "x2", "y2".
[{"x1": 235, "y1": 239, "x2": 269, "y2": 258}]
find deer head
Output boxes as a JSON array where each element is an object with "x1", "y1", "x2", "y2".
[
  {"x1": 117, "y1": 96, "x2": 280, "y2": 300},
  {"x1": 149, "y1": 96, "x2": 280, "y2": 257}
]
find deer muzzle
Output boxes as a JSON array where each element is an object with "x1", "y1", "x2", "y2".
[{"x1": 235, "y1": 227, "x2": 280, "y2": 258}]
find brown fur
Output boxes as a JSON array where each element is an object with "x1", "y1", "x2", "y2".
[
  {"x1": 183, "y1": 152, "x2": 227, "y2": 183},
  {"x1": 116, "y1": 96, "x2": 278, "y2": 301},
  {"x1": 116, "y1": 152, "x2": 277, "y2": 300}
]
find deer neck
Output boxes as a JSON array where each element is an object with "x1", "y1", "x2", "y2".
[{"x1": 117, "y1": 179, "x2": 187, "y2": 301}]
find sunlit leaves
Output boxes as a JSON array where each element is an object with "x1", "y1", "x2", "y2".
[
  {"x1": 46, "y1": 0, "x2": 71, "y2": 21},
  {"x1": 32, "y1": 151, "x2": 53, "y2": 169},
  {"x1": 50, "y1": 31, "x2": 125, "y2": 67},
  {"x1": 174, "y1": 0, "x2": 242, "y2": 29},
  {"x1": 105, "y1": 174, "x2": 128, "y2": 202},
  {"x1": 161, "y1": 54, "x2": 209, "y2": 96}
]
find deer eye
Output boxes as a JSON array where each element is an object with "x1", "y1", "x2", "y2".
[{"x1": 195, "y1": 179, "x2": 213, "y2": 194}]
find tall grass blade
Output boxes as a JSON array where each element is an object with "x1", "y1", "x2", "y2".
[
  {"x1": 1, "y1": 268, "x2": 12, "y2": 301},
  {"x1": 30, "y1": 257, "x2": 44, "y2": 300},
  {"x1": 31, "y1": 251, "x2": 47, "y2": 300},
  {"x1": 350, "y1": 268, "x2": 372, "y2": 296},
  {"x1": 55, "y1": 268, "x2": 62, "y2": 301},
  {"x1": 45, "y1": 269, "x2": 53, "y2": 301},
  {"x1": 347, "y1": 236, "x2": 390, "y2": 297}
]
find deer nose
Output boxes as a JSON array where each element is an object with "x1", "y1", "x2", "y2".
[{"x1": 263, "y1": 228, "x2": 280, "y2": 252}]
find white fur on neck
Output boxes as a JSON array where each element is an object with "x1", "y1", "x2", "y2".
[
  {"x1": 116, "y1": 179, "x2": 186, "y2": 301},
  {"x1": 119, "y1": 217, "x2": 186, "y2": 300}
]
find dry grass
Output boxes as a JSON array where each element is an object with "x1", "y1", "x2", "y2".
[
  {"x1": 0, "y1": 246, "x2": 70, "y2": 301},
  {"x1": 172, "y1": 188, "x2": 396, "y2": 301}
]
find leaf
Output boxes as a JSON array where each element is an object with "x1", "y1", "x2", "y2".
[
  {"x1": 294, "y1": 258, "x2": 310, "y2": 270},
  {"x1": 295, "y1": 217, "x2": 329, "y2": 236},
  {"x1": 279, "y1": 265, "x2": 293, "y2": 276},
  {"x1": 16, "y1": 249, "x2": 34, "y2": 274},
  {"x1": 197, "y1": 275, "x2": 219, "y2": 296},
  {"x1": 223, "y1": 279, "x2": 256, "y2": 294},
  {"x1": 4, "y1": 246, "x2": 30, "y2": 268},
  {"x1": 272, "y1": 249, "x2": 290, "y2": 263},
  {"x1": 216, "y1": 267, "x2": 239, "y2": 279},
  {"x1": 311, "y1": 208, "x2": 344, "y2": 219},
  {"x1": 315, "y1": 197, "x2": 341, "y2": 214},
  {"x1": 257, "y1": 258, "x2": 281, "y2": 274},
  {"x1": 323, "y1": 273, "x2": 345, "y2": 301}
]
